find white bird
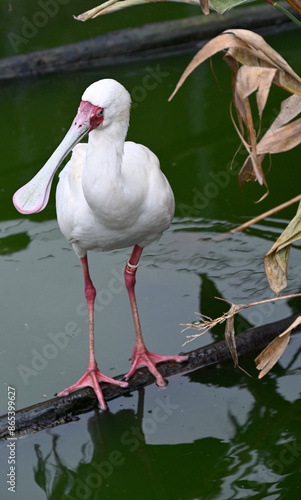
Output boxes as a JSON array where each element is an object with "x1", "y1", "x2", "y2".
[{"x1": 13, "y1": 79, "x2": 188, "y2": 410}]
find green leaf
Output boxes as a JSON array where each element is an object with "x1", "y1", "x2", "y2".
[{"x1": 210, "y1": 0, "x2": 254, "y2": 15}]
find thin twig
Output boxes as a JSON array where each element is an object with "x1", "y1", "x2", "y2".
[
  {"x1": 244, "y1": 293, "x2": 301, "y2": 307},
  {"x1": 227, "y1": 194, "x2": 301, "y2": 234},
  {"x1": 182, "y1": 293, "x2": 301, "y2": 344}
]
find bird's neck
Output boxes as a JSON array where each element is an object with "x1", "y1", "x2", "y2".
[{"x1": 82, "y1": 119, "x2": 128, "y2": 210}]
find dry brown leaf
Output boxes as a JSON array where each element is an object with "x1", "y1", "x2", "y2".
[
  {"x1": 170, "y1": 29, "x2": 301, "y2": 198},
  {"x1": 258, "y1": 117, "x2": 301, "y2": 155},
  {"x1": 264, "y1": 200, "x2": 301, "y2": 294},
  {"x1": 255, "y1": 332, "x2": 291, "y2": 379},
  {"x1": 217, "y1": 302, "x2": 250, "y2": 369},
  {"x1": 230, "y1": 99, "x2": 268, "y2": 194},
  {"x1": 225, "y1": 312, "x2": 238, "y2": 367},
  {"x1": 222, "y1": 30, "x2": 301, "y2": 97},
  {"x1": 238, "y1": 155, "x2": 267, "y2": 191},
  {"x1": 255, "y1": 315, "x2": 301, "y2": 378},
  {"x1": 74, "y1": 0, "x2": 201, "y2": 21},
  {"x1": 74, "y1": 0, "x2": 120, "y2": 21},
  {"x1": 226, "y1": 29, "x2": 301, "y2": 83},
  {"x1": 258, "y1": 94, "x2": 301, "y2": 157},
  {"x1": 200, "y1": 0, "x2": 210, "y2": 15},
  {"x1": 227, "y1": 35, "x2": 301, "y2": 195},
  {"x1": 268, "y1": 94, "x2": 301, "y2": 133},
  {"x1": 238, "y1": 157, "x2": 255, "y2": 189},
  {"x1": 225, "y1": 312, "x2": 252, "y2": 376},
  {"x1": 236, "y1": 66, "x2": 277, "y2": 119},
  {"x1": 169, "y1": 32, "x2": 249, "y2": 101},
  {"x1": 170, "y1": 29, "x2": 301, "y2": 100},
  {"x1": 257, "y1": 94, "x2": 301, "y2": 155},
  {"x1": 264, "y1": 247, "x2": 291, "y2": 295}
]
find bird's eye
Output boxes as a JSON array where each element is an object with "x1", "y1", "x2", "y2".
[{"x1": 97, "y1": 109, "x2": 104, "y2": 117}]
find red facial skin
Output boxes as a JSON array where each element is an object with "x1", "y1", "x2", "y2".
[
  {"x1": 89, "y1": 105, "x2": 104, "y2": 131},
  {"x1": 73, "y1": 101, "x2": 104, "y2": 133}
]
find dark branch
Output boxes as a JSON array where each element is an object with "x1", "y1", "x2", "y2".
[
  {"x1": 1, "y1": 3, "x2": 299, "y2": 80},
  {"x1": 1, "y1": 314, "x2": 300, "y2": 439}
]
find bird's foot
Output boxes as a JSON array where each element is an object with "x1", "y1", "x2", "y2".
[
  {"x1": 125, "y1": 345, "x2": 189, "y2": 387},
  {"x1": 57, "y1": 367, "x2": 128, "y2": 410}
]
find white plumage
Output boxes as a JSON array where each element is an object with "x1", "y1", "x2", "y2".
[
  {"x1": 57, "y1": 140, "x2": 174, "y2": 256},
  {"x1": 13, "y1": 79, "x2": 187, "y2": 409}
]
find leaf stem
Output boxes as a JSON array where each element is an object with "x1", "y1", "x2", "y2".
[{"x1": 274, "y1": 1, "x2": 301, "y2": 27}]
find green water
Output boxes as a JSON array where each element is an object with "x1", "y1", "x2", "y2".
[{"x1": 1, "y1": 3, "x2": 301, "y2": 499}]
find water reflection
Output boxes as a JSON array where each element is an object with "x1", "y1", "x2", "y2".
[
  {"x1": 32, "y1": 389, "x2": 231, "y2": 499},
  {"x1": 0, "y1": 233, "x2": 30, "y2": 255},
  {"x1": 30, "y1": 367, "x2": 301, "y2": 500}
]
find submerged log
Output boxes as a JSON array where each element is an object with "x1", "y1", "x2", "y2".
[
  {"x1": 0, "y1": 314, "x2": 300, "y2": 439},
  {"x1": 1, "y1": 3, "x2": 299, "y2": 80}
]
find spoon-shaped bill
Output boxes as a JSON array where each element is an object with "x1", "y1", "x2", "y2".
[{"x1": 13, "y1": 112, "x2": 90, "y2": 215}]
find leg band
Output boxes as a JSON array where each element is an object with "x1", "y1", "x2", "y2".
[{"x1": 125, "y1": 261, "x2": 139, "y2": 275}]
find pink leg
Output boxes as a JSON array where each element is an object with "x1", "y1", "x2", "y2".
[
  {"x1": 57, "y1": 255, "x2": 127, "y2": 410},
  {"x1": 124, "y1": 245, "x2": 188, "y2": 387}
]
